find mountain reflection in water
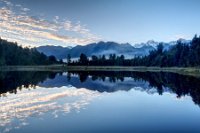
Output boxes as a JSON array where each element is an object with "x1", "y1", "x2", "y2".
[
  {"x1": 1, "y1": 71, "x2": 200, "y2": 132},
  {"x1": 1, "y1": 71, "x2": 200, "y2": 106}
]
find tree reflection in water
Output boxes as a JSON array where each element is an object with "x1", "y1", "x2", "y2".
[
  {"x1": 1, "y1": 71, "x2": 200, "y2": 106},
  {"x1": 68, "y1": 71, "x2": 200, "y2": 106}
]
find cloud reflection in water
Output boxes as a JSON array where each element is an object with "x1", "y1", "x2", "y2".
[{"x1": 0, "y1": 86, "x2": 100, "y2": 133}]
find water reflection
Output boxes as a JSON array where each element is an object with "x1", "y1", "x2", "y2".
[
  {"x1": 66, "y1": 71, "x2": 200, "y2": 106},
  {"x1": 1, "y1": 71, "x2": 200, "y2": 132},
  {"x1": 1, "y1": 71, "x2": 200, "y2": 106},
  {"x1": 0, "y1": 86, "x2": 100, "y2": 133},
  {"x1": 0, "y1": 71, "x2": 57, "y2": 96}
]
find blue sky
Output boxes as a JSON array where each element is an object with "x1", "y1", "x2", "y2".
[{"x1": 0, "y1": 0, "x2": 200, "y2": 47}]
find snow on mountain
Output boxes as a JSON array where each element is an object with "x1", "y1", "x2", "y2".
[{"x1": 37, "y1": 38, "x2": 191, "y2": 60}]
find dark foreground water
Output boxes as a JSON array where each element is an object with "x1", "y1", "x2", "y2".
[{"x1": 1, "y1": 71, "x2": 200, "y2": 133}]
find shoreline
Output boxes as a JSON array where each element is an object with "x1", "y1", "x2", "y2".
[
  {"x1": 1, "y1": 65, "x2": 200, "y2": 77},
  {"x1": 66, "y1": 66, "x2": 200, "y2": 77},
  {"x1": 0, "y1": 65, "x2": 66, "y2": 71}
]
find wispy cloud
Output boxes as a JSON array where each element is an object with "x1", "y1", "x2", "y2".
[{"x1": 0, "y1": 0, "x2": 101, "y2": 47}]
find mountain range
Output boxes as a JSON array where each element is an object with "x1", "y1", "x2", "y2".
[{"x1": 36, "y1": 39, "x2": 190, "y2": 60}]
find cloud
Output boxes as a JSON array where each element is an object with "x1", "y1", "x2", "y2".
[
  {"x1": 0, "y1": 0, "x2": 101, "y2": 47},
  {"x1": 1, "y1": 0, "x2": 13, "y2": 7},
  {"x1": 21, "y1": 8, "x2": 30, "y2": 12}
]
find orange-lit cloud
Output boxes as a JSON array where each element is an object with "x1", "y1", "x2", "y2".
[{"x1": 0, "y1": 0, "x2": 101, "y2": 47}]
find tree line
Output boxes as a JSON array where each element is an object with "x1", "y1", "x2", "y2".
[
  {"x1": 0, "y1": 38, "x2": 61, "y2": 65},
  {"x1": 68, "y1": 35, "x2": 200, "y2": 67}
]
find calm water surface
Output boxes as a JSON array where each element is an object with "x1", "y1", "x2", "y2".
[{"x1": 1, "y1": 71, "x2": 200, "y2": 133}]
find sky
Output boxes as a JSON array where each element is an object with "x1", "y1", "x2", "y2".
[{"x1": 0, "y1": 0, "x2": 200, "y2": 47}]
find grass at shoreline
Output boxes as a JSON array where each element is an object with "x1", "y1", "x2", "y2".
[
  {"x1": 0, "y1": 65, "x2": 66, "y2": 71},
  {"x1": 66, "y1": 66, "x2": 200, "y2": 77},
  {"x1": 1, "y1": 65, "x2": 200, "y2": 77}
]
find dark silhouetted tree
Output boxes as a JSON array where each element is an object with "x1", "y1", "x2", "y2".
[
  {"x1": 79, "y1": 53, "x2": 88, "y2": 65},
  {"x1": 67, "y1": 54, "x2": 71, "y2": 64}
]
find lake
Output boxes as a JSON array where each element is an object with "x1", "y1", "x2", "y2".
[{"x1": 1, "y1": 71, "x2": 200, "y2": 133}]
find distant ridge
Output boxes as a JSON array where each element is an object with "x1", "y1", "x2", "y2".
[{"x1": 37, "y1": 39, "x2": 190, "y2": 59}]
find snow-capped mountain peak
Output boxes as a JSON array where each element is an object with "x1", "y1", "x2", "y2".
[{"x1": 134, "y1": 40, "x2": 159, "y2": 48}]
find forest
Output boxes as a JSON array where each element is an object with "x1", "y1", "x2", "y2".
[
  {"x1": 69, "y1": 35, "x2": 200, "y2": 67},
  {"x1": 0, "y1": 38, "x2": 60, "y2": 65},
  {"x1": 1, "y1": 35, "x2": 200, "y2": 67}
]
